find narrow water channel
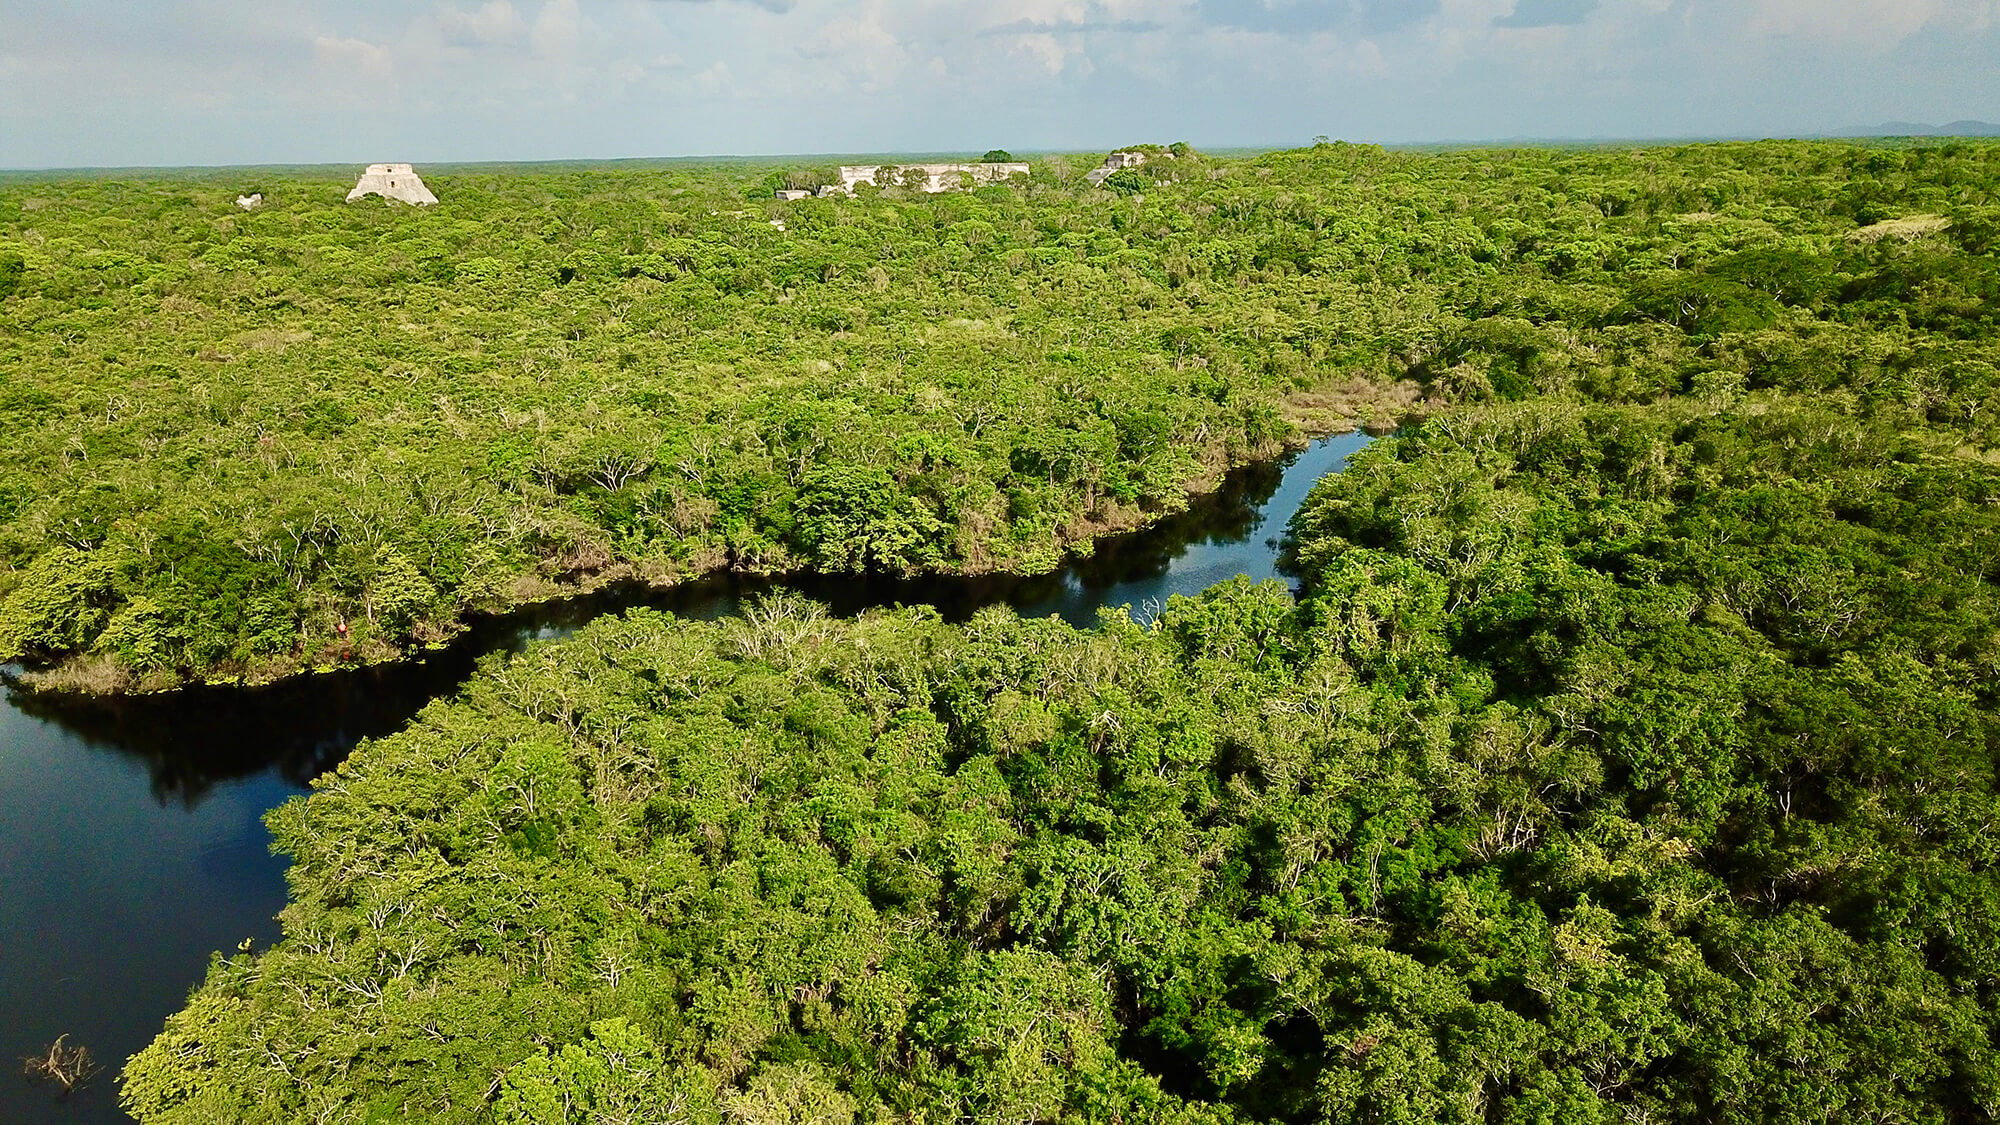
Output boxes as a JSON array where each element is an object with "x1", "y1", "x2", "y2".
[{"x1": 0, "y1": 430, "x2": 1372, "y2": 1123}]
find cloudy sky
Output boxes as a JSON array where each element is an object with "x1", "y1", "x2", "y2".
[{"x1": 3, "y1": 0, "x2": 1998, "y2": 168}]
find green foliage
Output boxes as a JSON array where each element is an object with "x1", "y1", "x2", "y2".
[
  {"x1": 98, "y1": 595, "x2": 172, "y2": 670},
  {"x1": 1102, "y1": 168, "x2": 1150, "y2": 195},
  {"x1": 4, "y1": 152, "x2": 1389, "y2": 685},
  {"x1": 0, "y1": 249, "x2": 24, "y2": 299},
  {"x1": 33, "y1": 135, "x2": 2000, "y2": 1117},
  {"x1": 496, "y1": 1019, "x2": 712, "y2": 1124},
  {"x1": 980, "y1": 149, "x2": 1015, "y2": 163},
  {"x1": 366, "y1": 546, "x2": 438, "y2": 637},
  {"x1": 0, "y1": 546, "x2": 116, "y2": 652},
  {"x1": 126, "y1": 441, "x2": 2000, "y2": 1124},
  {"x1": 13, "y1": 140, "x2": 2000, "y2": 686},
  {"x1": 793, "y1": 465, "x2": 947, "y2": 572}
]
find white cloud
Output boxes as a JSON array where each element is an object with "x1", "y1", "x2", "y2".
[
  {"x1": 649, "y1": 0, "x2": 800, "y2": 12},
  {"x1": 800, "y1": 6, "x2": 913, "y2": 94},
  {"x1": 978, "y1": 16, "x2": 1166, "y2": 35},
  {"x1": 313, "y1": 34, "x2": 394, "y2": 78},
  {"x1": 693, "y1": 59, "x2": 736, "y2": 97},
  {"x1": 530, "y1": 0, "x2": 585, "y2": 59},
  {"x1": 1741, "y1": 0, "x2": 1999, "y2": 46},
  {"x1": 435, "y1": 1, "x2": 527, "y2": 47},
  {"x1": 1011, "y1": 31, "x2": 1092, "y2": 74}
]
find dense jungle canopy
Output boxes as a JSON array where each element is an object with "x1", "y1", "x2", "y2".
[
  {"x1": 3, "y1": 137, "x2": 1999, "y2": 1121},
  {"x1": 1, "y1": 146, "x2": 1364, "y2": 690},
  {"x1": 126, "y1": 401, "x2": 2000, "y2": 1121},
  {"x1": 7, "y1": 139, "x2": 1995, "y2": 691}
]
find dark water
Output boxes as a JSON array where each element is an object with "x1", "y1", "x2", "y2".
[{"x1": 0, "y1": 430, "x2": 1371, "y2": 1123}]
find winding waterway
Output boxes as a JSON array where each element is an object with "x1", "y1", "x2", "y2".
[{"x1": 0, "y1": 430, "x2": 1372, "y2": 1123}]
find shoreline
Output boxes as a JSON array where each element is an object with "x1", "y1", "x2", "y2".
[{"x1": 6, "y1": 414, "x2": 1398, "y2": 700}]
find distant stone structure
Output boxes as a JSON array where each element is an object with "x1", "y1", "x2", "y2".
[
  {"x1": 834, "y1": 162, "x2": 1030, "y2": 195},
  {"x1": 235, "y1": 193, "x2": 264, "y2": 210},
  {"x1": 1086, "y1": 151, "x2": 1149, "y2": 186},
  {"x1": 775, "y1": 189, "x2": 812, "y2": 201},
  {"x1": 346, "y1": 164, "x2": 438, "y2": 206}
]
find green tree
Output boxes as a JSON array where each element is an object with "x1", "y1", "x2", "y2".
[
  {"x1": 1102, "y1": 168, "x2": 1149, "y2": 195},
  {"x1": 0, "y1": 250, "x2": 24, "y2": 298},
  {"x1": 496, "y1": 1020, "x2": 712, "y2": 1125},
  {"x1": 0, "y1": 548, "x2": 118, "y2": 653},
  {"x1": 366, "y1": 547, "x2": 438, "y2": 636}
]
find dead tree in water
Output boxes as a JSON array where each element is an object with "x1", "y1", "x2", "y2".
[{"x1": 23, "y1": 1034, "x2": 101, "y2": 1096}]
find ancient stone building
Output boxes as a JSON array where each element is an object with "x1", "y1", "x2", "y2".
[
  {"x1": 834, "y1": 162, "x2": 1030, "y2": 195},
  {"x1": 235, "y1": 193, "x2": 264, "y2": 210},
  {"x1": 775, "y1": 189, "x2": 813, "y2": 201},
  {"x1": 1086, "y1": 151, "x2": 1149, "y2": 186},
  {"x1": 346, "y1": 164, "x2": 439, "y2": 206}
]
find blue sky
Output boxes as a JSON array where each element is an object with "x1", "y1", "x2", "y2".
[{"x1": 3, "y1": 0, "x2": 1998, "y2": 168}]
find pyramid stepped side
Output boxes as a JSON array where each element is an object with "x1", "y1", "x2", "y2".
[{"x1": 346, "y1": 164, "x2": 439, "y2": 205}]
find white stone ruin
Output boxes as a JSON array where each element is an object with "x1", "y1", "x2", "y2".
[
  {"x1": 1086, "y1": 151, "x2": 1149, "y2": 186},
  {"x1": 235, "y1": 193, "x2": 264, "y2": 210},
  {"x1": 346, "y1": 164, "x2": 438, "y2": 206},
  {"x1": 833, "y1": 162, "x2": 1031, "y2": 195}
]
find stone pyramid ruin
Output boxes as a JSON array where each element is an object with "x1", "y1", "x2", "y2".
[{"x1": 346, "y1": 164, "x2": 438, "y2": 206}]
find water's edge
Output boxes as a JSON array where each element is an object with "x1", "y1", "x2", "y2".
[
  {"x1": 13, "y1": 429, "x2": 1366, "y2": 700},
  {"x1": 0, "y1": 430, "x2": 1373, "y2": 1125}
]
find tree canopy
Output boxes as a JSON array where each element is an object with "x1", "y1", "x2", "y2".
[
  {"x1": 9, "y1": 135, "x2": 2000, "y2": 1119},
  {"x1": 125, "y1": 410, "x2": 2000, "y2": 1119},
  {"x1": 7, "y1": 140, "x2": 2000, "y2": 691}
]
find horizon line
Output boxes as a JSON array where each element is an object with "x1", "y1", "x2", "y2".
[{"x1": 4, "y1": 126, "x2": 1997, "y2": 176}]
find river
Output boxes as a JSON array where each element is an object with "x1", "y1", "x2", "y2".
[{"x1": 0, "y1": 430, "x2": 1372, "y2": 1123}]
